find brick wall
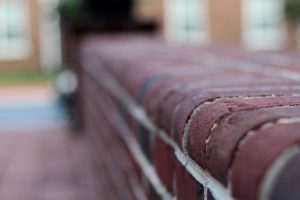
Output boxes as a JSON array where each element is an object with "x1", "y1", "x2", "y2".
[{"x1": 79, "y1": 34, "x2": 300, "y2": 200}]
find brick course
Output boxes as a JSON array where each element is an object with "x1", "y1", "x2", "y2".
[{"x1": 79, "y1": 34, "x2": 300, "y2": 200}]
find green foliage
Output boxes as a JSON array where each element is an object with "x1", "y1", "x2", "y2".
[
  {"x1": 137, "y1": 0, "x2": 150, "y2": 4},
  {"x1": 0, "y1": 70, "x2": 55, "y2": 86},
  {"x1": 58, "y1": 0, "x2": 83, "y2": 21},
  {"x1": 285, "y1": 0, "x2": 300, "y2": 24}
]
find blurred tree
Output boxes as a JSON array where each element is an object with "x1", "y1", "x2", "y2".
[
  {"x1": 57, "y1": 0, "x2": 156, "y2": 132},
  {"x1": 58, "y1": 0, "x2": 83, "y2": 22},
  {"x1": 58, "y1": 0, "x2": 134, "y2": 23},
  {"x1": 84, "y1": 0, "x2": 133, "y2": 16},
  {"x1": 285, "y1": 0, "x2": 300, "y2": 24},
  {"x1": 284, "y1": 0, "x2": 300, "y2": 48}
]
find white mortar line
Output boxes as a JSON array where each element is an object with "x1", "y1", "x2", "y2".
[
  {"x1": 236, "y1": 117, "x2": 300, "y2": 153},
  {"x1": 81, "y1": 46, "x2": 300, "y2": 200},
  {"x1": 227, "y1": 117, "x2": 300, "y2": 188},
  {"x1": 181, "y1": 94, "x2": 300, "y2": 155},
  {"x1": 85, "y1": 86, "x2": 173, "y2": 200},
  {"x1": 201, "y1": 85, "x2": 300, "y2": 92},
  {"x1": 117, "y1": 118, "x2": 174, "y2": 200},
  {"x1": 111, "y1": 136, "x2": 149, "y2": 200},
  {"x1": 85, "y1": 121, "x2": 133, "y2": 200},
  {"x1": 85, "y1": 51, "x2": 300, "y2": 200},
  {"x1": 204, "y1": 187, "x2": 208, "y2": 200},
  {"x1": 199, "y1": 52, "x2": 300, "y2": 82},
  {"x1": 259, "y1": 145, "x2": 300, "y2": 200},
  {"x1": 175, "y1": 150, "x2": 232, "y2": 200},
  {"x1": 84, "y1": 57, "x2": 234, "y2": 200}
]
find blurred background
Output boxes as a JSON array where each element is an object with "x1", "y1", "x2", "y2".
[
  {"x1": 0, "y1": 0, "x2": 299, "y2": 199},
  {"x1": 1, "y1": 0, "x2": 300, "y2": 72},
  {"x1": 0, "y1": 0, "x2": 299, "y2": 71}
]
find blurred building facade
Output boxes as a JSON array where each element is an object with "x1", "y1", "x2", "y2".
[
  {"x1": 0, "y1": 0, "x2": 40, "y2": 70},
  {"x1": 0, "y1": 0, "x2": 61, "y2": 70},
  {"x1": 138, "y1": 0, "x2": 300, "y2": 50},
  {"x1": 0, "y1": 0, "x2": 299, "y2": 70}
]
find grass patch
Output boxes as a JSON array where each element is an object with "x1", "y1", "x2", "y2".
[{"x1": 0, "y1": 70, "x2": 56, "y2": 86}]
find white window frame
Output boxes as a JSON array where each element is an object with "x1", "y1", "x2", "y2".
[
  {"x1": 39, "y1": 0, "x2": 62, "y2": 70},
  {"x1": 164, "y1": 0, "x2": 209, "y2": 44},
  {"x1": 242, "y1": 0, "x2": 286, "y2": 50},
  {"x1": 0, "y1": 0, "x2": 32, "y2": 60}
]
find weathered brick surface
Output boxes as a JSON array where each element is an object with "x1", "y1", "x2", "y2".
[
  {"x1": 207, "y1": 106, "x2": 300, "y2": 185},
  {"x1": 269, "y1": 152, "x2": 300, "y2": 200},
  {"x1": 153, "y1": 136, "x2": 174, "y2": 193},
  {"x1": 175, "y1": 160, "x2": 204, "y2": 200},
  {"x1": 231, "y1": 123, "x2": 300, "y2": 200},
  {"x1": 79, "y1": 34, "x2": 300, "y2": 200}
]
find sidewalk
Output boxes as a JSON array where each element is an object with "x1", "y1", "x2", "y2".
[
  {"x1": 0, "y1": 84, "x2": 97, "y2": 200},
  {"x1": 0, "y1": 128, "x2": 95, "y2": 200},
  {"x1": 0, "y1": 85, "x2": 66, "y2": 130}
]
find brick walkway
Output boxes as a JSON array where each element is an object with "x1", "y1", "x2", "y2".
[
  {"x1": 0, "y1": 128, "x2": 96, "y2": 200},
  {"x1": 0, "y1": 85, "x2": 98, "y2": 200}
]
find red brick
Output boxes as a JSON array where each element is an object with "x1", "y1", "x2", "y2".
[
  {"x1": 175, "y1": 161, "x2": 204, "y2": 200},
  {"x1": 79, "y1": 35, "x2": 300, "y2": 200},
  {"x1": 231, "y1": 123, "x2": 300, "y2": 200},
  {"x1": 269, "y1": 152, "x2": 300, "y2": 200},
  {"x1": 153, "y1": 136, "x2": 175, "y2": 193},
  {"x1": 187, "y1": 96, "x2": 300, "y2": 166},
  {"x1": 206, "y1": 106, "x2": 300, "y2": 185}
]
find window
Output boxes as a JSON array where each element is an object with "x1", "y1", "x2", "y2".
[
  {"x1": 164, "y1": 0, "x2": 209, "y2": 44},
  {"x1": 242, "y1": 0, "x2": 285, "y2": 50},
  {"x1": 0, "y1": 0, "x2": 31, "y2": 60}
]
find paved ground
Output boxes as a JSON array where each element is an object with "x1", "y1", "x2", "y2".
[
  {"x1": 0, "y1": 85, "x2": 96, "y2": 200},
  {"x1": 0, "y1": 85, "x2": 66, "y2": 129}
]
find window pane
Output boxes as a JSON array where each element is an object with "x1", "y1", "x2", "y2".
[
  {"x1": 243, "y1": 0, "x2": 285, "y2": 50},
  {"x1": 165, "y1": 0, "x2": 208, "y2": 43},
  {"x1": 264, "y1": 0, "x2": 283, "y2": 23},
  {"x1": 0, "y1": 0, "x2": 31, "y2": 60}
]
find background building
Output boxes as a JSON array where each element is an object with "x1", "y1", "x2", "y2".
[
  {"x1": 0, "y1": 0, "x2": 61, "y2": 71},
  {"x1": 137, "y1": 0, "x2": 300, "y2": 50},
  {"x1": 0, "y1": 0, "x2": 299, "y2": 70}
]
